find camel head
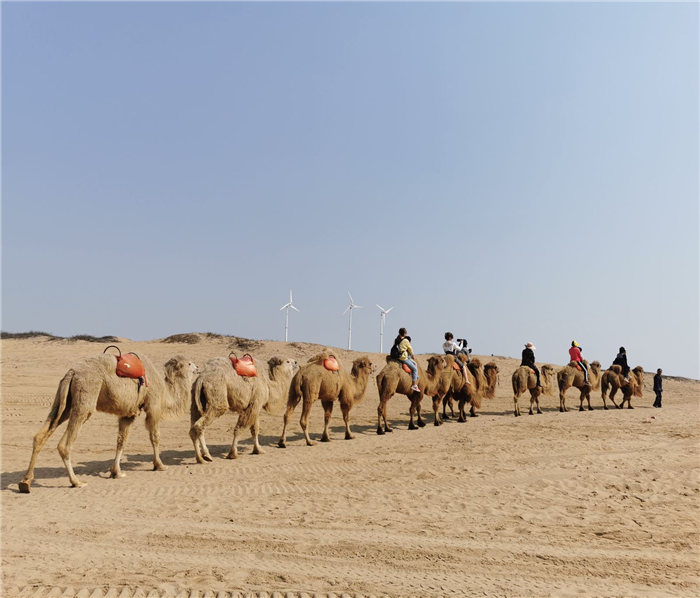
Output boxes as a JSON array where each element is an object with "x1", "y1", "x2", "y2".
[
  {"x1": 482, "y1": 362, "x2": 499, "y2": 399},
  {"x1": 426, "y1": 355, "x2": 446, "y2": 377},
  {"x1": 540, "y1": 364, "x2": 557, "y2": 396},
  {"x1": 164, "y1": 355, "x2": 199, "y2": 383},
  {"x1": 351, "y1": 356, "x2": 375, "y2": 377},
  {"x1": 268, "y1": 356, "x2": 298, "y2": 380},
  {"x1": 632, "y1": 366, "x2": 644, "y2": 397},
  {"x1": 589, "y1": 361, "x2": 602, "y2": 390}
]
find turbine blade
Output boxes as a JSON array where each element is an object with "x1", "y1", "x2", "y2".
[
  {"x1": 376, "y1": 304, "x2": 384, "y2": 311},
  {"x1": 280, "y1": 303, "x2": 290, "y2": 310},
  {"x1": 343, "y1": 306, "x2": 350, "y2": 315},
  {"x1": 386, "y1": 307, "x2": 394, "y2": 313},
  {"x1": 348, "y1": 291, "x2": 354, "y2": 304},
  {"x1": 290, "y1": 290, "x2": 293, "y2": 302},
  {"x1": 355, "y1": 305, "x2": 364, "y2": 309},
  {"x1": 291, "y1": 305, "x2": 300, "y2": 312}
]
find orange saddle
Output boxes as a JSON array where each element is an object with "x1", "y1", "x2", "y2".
[
  {"x1": 402, "y1": 363, "x2": 412, "y2": 374},
  {"x1": 104, "y1": 345, "x2": 147, "y2": 385},
  {"x1": 229, "y1": 353, "x2": 258, "y2": 377},
  {"x1": 324, "y1": 356, "x2": 340, "y2": 371},
  {"x1": 452, "y1": 361, "x2": 463, "y2": 371}
]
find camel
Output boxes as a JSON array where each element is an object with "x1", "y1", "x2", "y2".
[
  {"x1": 439, "y1": 357, "x2": 499, "y2": 422},
  {"x1": 557, "y1": 360, "x2": 602, "y2": 412},
  {"x1": 278, "y1": 352, "x2": 374, "y2": 448},
  {"x1": 19, "y1": 352, "x2": 198, "y2": 492},
  {"x1": 375, "y1": 355, "x2": 446, "y2": 434},
  {"x1": 511, "y1": 364, "x2": 557, "y2": 417},
  {"x1": 601, "y1": 365, "x2": 644, "y2": 409},
  {"x1": 190, "y1": 356, "x2": 297, "y2": 463}
]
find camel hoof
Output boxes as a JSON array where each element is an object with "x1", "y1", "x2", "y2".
[
  {"x1": 515, "y1": 413, "x2": 520, "y2": 417},
  {"x1": 417, "y1": 420, "x2": 426, "y2": 428},
  {"x1": 408, "y1": 424, "x2": 417, "y2": 431},
  {"x1": 109, "y1": 471, "x2": 126, "y2": 479},
  {"x1": 385, "y1": 427, "x2": 393, "y2": 433},
  {"x1": 628, "y1": 406, "x2": 634, "y2": 410},
  {"x1": 226, "y1": 452, "x2": 238, "y2": 460},
  {"x1": 345, "y1": 433, "x2": 355, "y2": 440},
  {"x1": 320, "y1": 436, "x2": 331, "y2": 443},
  {"x1": 588, "y1": 407, "x2": 594, "y2": 411},
  {"x1": 18, "y1": 481, "x2": 31, "y2": 494},
  {"x1": 579, "y1": 407, "x2": 585, "y2": 412},
  {"x1": 604, "y1": 406, "x2": 609, "y2": 410},
  {"x1": 306, "y1": 441, "x2": 317, "y2": 447},
  {"x1": 458, "y1": 417, "x2": 466, "y2": 423},
  {"x1": 470, "y1": 413, "x2": 479, "y2": 418},
  {"x1": 442, "y1": 414, "x2": 450, "y2": 420},
  {"x1": 434, "y1": 420, "x2": 442, "y2": 426},
  {"x1": 252, "y1": 448, "x2": 266, "y2": 455},
  {"x1": 537, "y1": 410, "x2": 543, "y2": 414},
  {"x1": 153, "y1": 464, "x2": 168, "y2": 472},
  {"x1": 376, "y1": 428, "x2": 385, "y2": 435},
  {"x1": 202, "y1": 453, "x2": 213, "y2": 462},
  {"x1": 71, "y1": 480, "x2": 88, "y2": 488}
]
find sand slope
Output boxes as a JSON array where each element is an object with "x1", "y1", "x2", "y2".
[{"x1": 2, "y1": 335, "x2": 698, "y2": 597}]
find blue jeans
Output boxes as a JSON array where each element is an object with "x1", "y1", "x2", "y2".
[{"x1": 400, "y1": 358, "x2": 419, "y2": 382}]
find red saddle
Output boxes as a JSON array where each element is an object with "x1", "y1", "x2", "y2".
[
  {"x1": 324, "y1": 356, "x2": 340, "y2": 371},
  {"x1": 229, "y1": 353, "x2": 257, "y2": 377},
  {"x1": 104, "y1": 345, "x2": 147, "y2": 386}
]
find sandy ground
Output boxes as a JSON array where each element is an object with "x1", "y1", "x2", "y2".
[{"x1": 1, "y1": 335, "x2": 699, "y2": 598}]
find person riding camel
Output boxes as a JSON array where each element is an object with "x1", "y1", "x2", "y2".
[
  {"x1": 569, "y1": 341, "x2": 589, "y2": 384},
  {"x1": 613, "y1": 347, "x2": 631, "y2": 382},
  {"x1": 521, "y1": 342, "x2": 543, "y2": 388},
  {"x1": 442, "y1": 332, "x2": 471, "y2": 385},
  {"x1": 394, "y1": 328, "x2": 420, "y2": 392}
]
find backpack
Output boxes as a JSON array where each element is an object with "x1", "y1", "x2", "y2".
[{"x1": 390, "y1": 340, "x2": 401, "y2": 360}]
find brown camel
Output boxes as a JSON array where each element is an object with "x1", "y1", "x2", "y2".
[
  {"x1": 557, "y1": 360, "x2": 602, "y2": 412},
  {"x1": 19, "y1": 352, "x2": 198, "y2": 492},
  {"x1": 442, "y1": 358, "x2": 499, "y2": 422},
  {"x1": 278, "y1": 352, "x2": 374, "y2": 447},
  {"x1": 601, "y1": 365, "x2": 644, "y2": 409},
  {"x1": 189, "y1": 356, "x2": 297, "y2": 463},
  {"x1": 512, "y1": 364, "x2": 557, "y2": 416},
  {"x1": 375, "y1": 355, "x2": 446, "y2": 433}
]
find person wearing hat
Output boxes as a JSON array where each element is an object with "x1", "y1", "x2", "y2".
[
  {"x1": 521, "y1": 342, "x2": 542, "y2": 388},
  {"x1": 569, "y1": 340, "x2": 588, "y2": 384},
  {"x1": 613, "y1": 347, "x2": 631, "y2": 381}
]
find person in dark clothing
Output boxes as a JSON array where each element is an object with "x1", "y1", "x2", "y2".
[
  {"x1": 612, "y1": 346, "x2": 631, "y2": 380},
  {"x1": 653, "y1": 368, "x2": 663, "y2": 408},
  {"x1": 521, "y1": 342, "x2": 543, "y2": 388}
]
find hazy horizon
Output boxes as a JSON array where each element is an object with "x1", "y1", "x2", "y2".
[{"x1": 3, "y1": 2, "x2": 698, "y2": 378}]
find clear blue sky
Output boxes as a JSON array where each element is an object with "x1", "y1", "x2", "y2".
[{"x1": 3, "y1": 1, "x2": 698, "y2": 378}]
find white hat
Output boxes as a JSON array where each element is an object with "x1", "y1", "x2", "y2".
[{"x1": 525, "y1": 342, "x2": 536, "y2": 350}]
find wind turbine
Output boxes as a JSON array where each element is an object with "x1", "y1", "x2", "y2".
[
  {"x1": 376, "y1": 304, "x2": 394, "y2": 353},
  {"x1": 343, "y1": 291, "x2": 363, "y2": 350},
  {"x1": 279, "y1": 290, "x2": 299, "y2": 342}
]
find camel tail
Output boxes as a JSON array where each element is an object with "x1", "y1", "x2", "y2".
[
  {"x1": 512, "y1": 374, "x2": 524, "y2": 397},
  {"x1": 47, "y1": 370, "x2": 74, "y2": 432},
  {"x1": 192, "y1": 376, "x2": 206, "y2": 417},
  {"x1": 600, "y1": 375, "x2": 609, "y2": 397}
]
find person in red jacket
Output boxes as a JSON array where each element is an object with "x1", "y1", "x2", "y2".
[{"x1": 569, "y1": 341, "x2": 589, "y2": 384}]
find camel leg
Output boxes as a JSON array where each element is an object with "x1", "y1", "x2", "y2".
[
  {"x1": 278, "y1": 394, "x2": 301, "y2": 448},
  {"x1": 377, "y1": 391, "x2": 393, "y2": 435},
  {"x1": 457, "y1": 399, "x2": 467, "y2": 423},
  {"x1": 408, "y1": 395, "x2": 418, "y2": 430},
  {"x1": 320, "y1": 400, "x2": 334, "y2": 442},
  {"x1": 416, "y1": 395, "x2": 426, "y2": 427},
  {"x1": 559, "y1": 389, "x2": 568, "y2": 412},
  {"x1": 250, "y1": 419, "x2": 265, "y2": 455},
  {"x1": 19, "y1": 405, "x2": 73, "y2": 493},
  {"x1": 627, "y1": 395, "x2": 634, "y2": 409},
  {"x1": 340, "y1": 399, "x2": 355, "y2": 440},
  {"x1": 587, "y1": 391, "x2": 594, "y2": 411},
  {"x1": 299, "y1": 397, "x2": 317, "y2": 446},
  {"x1": 57, "y1": 409, "x2": 93, "y2": 488},
  {"x1": 433, "y1": 397, "x2": 443, "y2": 426},
  {"x1": 579, "y1": 390, "x2": 586, "y2": 412},
  {"x1": 514, "y1": 393, "x2": 521, "y2": 417},
  {"x1": 190, "y1": 408, "x2": 223, "y2": 463},
  {"x1": 109, "y1": 416, "x2": 136, "y2": 479},
  {"x1": 535, "y1": 394, "x2": 543, "y2": 414},
  {"x1": 470, "y1": 403, "x2": 478, "y2": 417},
  {"x1": 227, "y1": 412, "x2": 246, "y2": 459},
  {"x1": 145, "y1": 413, "x2": 166, "y2": 471}
]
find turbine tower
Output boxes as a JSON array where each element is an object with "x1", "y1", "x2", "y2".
[
  {"x1": 343, "y1": 291, "x2": 363, "y2": 350},
  {"x1": 376, "y1": 304, "x2": 394, "y2": 353},
  {"x1": 279, "y1": 290, "x2": 299, "y2": 342}
]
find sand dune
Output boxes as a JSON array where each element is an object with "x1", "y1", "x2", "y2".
[{"x1": 2, "y1": 334, "x2": 698, "y2": 597}]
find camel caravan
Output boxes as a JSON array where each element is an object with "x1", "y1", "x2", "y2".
[{"x1": 18, "y1": 335, "x2": 646, "y2": 492}]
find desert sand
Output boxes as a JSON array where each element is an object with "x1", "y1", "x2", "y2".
[{"x1": 1, "y1": 334, "x2": 698, "y2": 598}]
